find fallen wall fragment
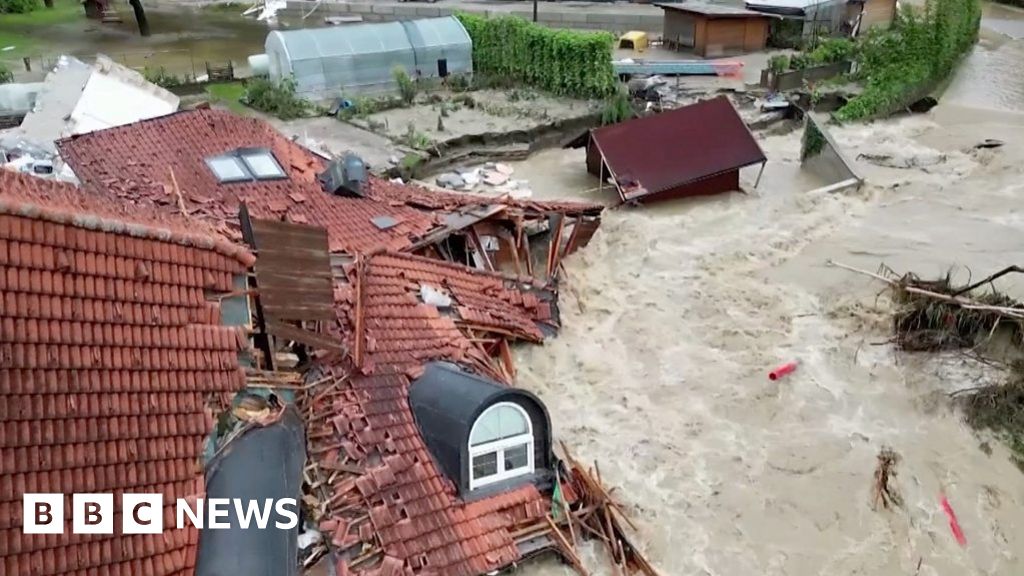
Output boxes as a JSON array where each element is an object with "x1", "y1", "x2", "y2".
[{"x1": 800, "y1": 112, "x2": 863, "y2": 193}]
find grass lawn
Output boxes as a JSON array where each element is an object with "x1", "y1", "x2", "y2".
[
  {"x1": 0, "y1": 0, "x2": 83, "y2": 56},
  {"x1": 206, "y1": 81, "x2": 249, "y2": 114}
]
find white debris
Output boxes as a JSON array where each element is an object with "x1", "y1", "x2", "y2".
[
  {"x1": 435, "y1": 172, "x2": 465, "y2": 189},
  {"x1": 509, "y1": 188, "x2": 533, "y2": 200},
  {"x1": 297, "y1": 528, "x2": 321, "y2": 550},
  {"x1": 494, "y1": 163, "x2": 514, "y2": 176},
  {"x1": 460, "y1": 168, "x2": 480, "y2": 187},
  {"x1": 419, "y1": 284, "x2": 453, "y2": 308}
]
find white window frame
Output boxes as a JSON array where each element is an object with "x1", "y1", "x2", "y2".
[{"x1": 468, "y1": 402, "x2": 534, "y2": 490}]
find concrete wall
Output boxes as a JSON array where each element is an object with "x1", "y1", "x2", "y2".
[
  {"x1": 765, "y1": 60, "x2": 851, "y2": 91},
  {"x1": 282, "y1": 1, "x2": 664, "y2": 33},
  {"x1": 800, "y1": 112, "x2": 862, "y2": 192}
]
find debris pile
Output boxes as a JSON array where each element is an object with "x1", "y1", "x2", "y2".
[
  {"x1": 831, "y1": 260, "x2": 1024, "y2": 472},
  {"x1": 434, "y1": 161, "x2": 534, "y2": 199}
]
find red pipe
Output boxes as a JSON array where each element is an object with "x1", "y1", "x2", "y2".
[
  {"x1": 768, "y1": 360, "x2": 799, "y2": 381},
  {"x1": 940, "y1": 494, "x2": 967, "y2": 547}
]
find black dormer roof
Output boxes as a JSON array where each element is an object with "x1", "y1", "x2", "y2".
[{"x1": 408, "y1": 362, "x2": 553, "y2": 496}]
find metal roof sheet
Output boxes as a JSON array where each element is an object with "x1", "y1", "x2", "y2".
[{"x1": 590, "y1": 96, "x2": 766, "y2": 198}]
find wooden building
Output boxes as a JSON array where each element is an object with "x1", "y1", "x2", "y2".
[
  {"x1": 848, "y1": 0, "x2": 897, "y2": 32},
  {"x1": 658, "y1": 2, "x2": 772, "y2": 57}
]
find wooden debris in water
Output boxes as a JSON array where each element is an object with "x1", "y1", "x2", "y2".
[
  {"x1": 828, "y1": 260, "x2": 1024, "y2": 351},
  {"x1": 872, "y1": 446, "x2": 902, "y2": 510}
]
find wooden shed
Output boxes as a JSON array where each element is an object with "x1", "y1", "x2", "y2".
[
  {"x1": 848, "y1": 0, "x2": 897, "y2": 32},
  {"x1": 658, "y1": 2, "x2": 772, "y2": 57}
]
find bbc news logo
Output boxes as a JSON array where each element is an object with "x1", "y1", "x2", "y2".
[{"x1": 23, "y1": 494, "x2": 299, "y2": 534}]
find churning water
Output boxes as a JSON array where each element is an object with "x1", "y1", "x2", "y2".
[{"x1": 509, "y1": 10, "x2": 1024, "y2": 575}]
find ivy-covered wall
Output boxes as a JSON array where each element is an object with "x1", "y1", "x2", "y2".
[
  {"x1": 456, "y1": 13, "x2": 617, "y2": 99},
  {"x1": 836, "y1": 0, "x2": 981, "y2": 121}
]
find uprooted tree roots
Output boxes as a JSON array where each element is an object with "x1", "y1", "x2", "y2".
[
  {"x1": 889, "y1": 271, "x2": 1024, "y2": 351},
  {"x1": 830, "y1": 261, "x2": 1024, "y2": 472},
  {"x1": 872, "y1": 447, "x2": 902, "y2": 510}
]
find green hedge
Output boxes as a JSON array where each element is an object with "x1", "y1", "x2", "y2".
[
  {"x1": 836, "y1": 0, "x2": 981, "y2": 121},
  {"x1": 456, "y1": 13, "x2": 616, "y2": 99}
]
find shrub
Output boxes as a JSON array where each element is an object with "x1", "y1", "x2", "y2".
[
  {"x1": 447, "y1": 73, "x2": 471, "y2": 92},
  {"x1": 791, "y1": 38, "x2": 857, "y2": 70},
  {"x1": 836, "y1": 0, "x2": 981, "y2": 121},
  {"x1": 456, "y1": 13, "x2": 616, "y2": 99},
  {"x1": 0, "y1": 0, "x2": 40, "y2": 14},
  {"x1": 0, "y1": 64, "x2": 12, "y2": 85},
  {"x1": 600, "y1": 88, "x2": 634, "y2": 126},
  {"x1": 143, "y1": 66, "x2": 185, "y2": 89},
  {"x1": 243, "y1": 76, "x2": 310, "y2": 120},
  {"x1": 768, "y1": 55, "x2": 791, "y2": 74},
  {"x1": 392, "y1": 66, "x2": 416, "y2": 105}
]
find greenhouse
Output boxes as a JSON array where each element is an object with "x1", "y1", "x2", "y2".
[{"x1": 264, "y1": 16, "x2": 473, "y2": 99}]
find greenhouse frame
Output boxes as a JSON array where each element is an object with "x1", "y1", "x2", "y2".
[{"x1": 265, "y1": 16, "x2": 473, "y2": 99}]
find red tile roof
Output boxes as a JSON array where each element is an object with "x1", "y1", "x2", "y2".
[
  {"x1": 309, "y1": 362, "x2": 549, "y2": 576},
  {"x1": 306, "y1": 252, "x2": 563, "y2": 574},
  {"x1": 366, "y1": 178, "x2": 605, "y2": 216},
  {"x1": 0, "y1": 171, "x2": 252, "y2": 576},
  {"x1": 56, "y1": 109, "x2": 440, "y2": 254},
  {"x1": 590, "y1": 95, "x2": 766, "y2": 198},
  {"x1": 336, "y1": 252, "x2": 555, "y2": 376}
]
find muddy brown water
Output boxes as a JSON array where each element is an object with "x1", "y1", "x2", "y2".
[
  {"x1": 506, "y1": 7, "x2": 1024, "y2": 576},
  {"x1": 3, "y1": 7, "x2": 283, "y2": 78}
]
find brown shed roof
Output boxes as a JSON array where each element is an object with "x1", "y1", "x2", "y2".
[
  {"x1": 657, "y1": 2, "x2": 771, "y2": 18},
  {"x1": 590, "y1": 96, "x2": 766, "y2": 201}
]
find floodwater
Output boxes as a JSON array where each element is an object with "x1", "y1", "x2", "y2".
[
  {"x1": 2, "y1": 5, "x2": 277, "y2": 79},
  {"x1": 508, "y1": 8, "x2": 1024, "y2": 576},
  {"x1": 944, "y1": 2, "x2": 1024, "y2": 112}
]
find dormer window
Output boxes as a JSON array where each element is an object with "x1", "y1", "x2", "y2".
[
  {"x1": 469, "y1": 403, "x2": 534, "y2": 489},
  {"x1": 408, "y1": 362, "x2": 553, "y2": 496},
  {"x1": 206, "y1": 148, "x2": 287, "y2": 183}
]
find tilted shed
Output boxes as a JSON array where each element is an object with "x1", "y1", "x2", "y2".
[{"x1": 265, "y1": 16, "x2": 472, "y2": 100}]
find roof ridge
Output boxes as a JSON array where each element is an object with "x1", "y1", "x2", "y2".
[
  {"x1": 0, "y1": 187, "x2": 254, "y2": 267},
  {"x1": 373, "y1": 250, "x2": 541, "y2": 286}
]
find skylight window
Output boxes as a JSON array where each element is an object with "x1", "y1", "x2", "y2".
[
  {"x1": 241, "y1": 151, "x2": 287, "y2": 179},
  {"x1": 206, "y1": 148, "x2": 288, "y2": 183},
  {"x1": 206, "y1": 157, "x2": 249, "y2": 183}
]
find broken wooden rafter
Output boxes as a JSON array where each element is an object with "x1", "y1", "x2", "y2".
[{"x1": 546, "y1": 515, "x2": 591, "y2": 576}]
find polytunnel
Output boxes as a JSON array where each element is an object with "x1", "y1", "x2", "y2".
[{"x1": 264, "y1": 16, "x2": 473, "y2": 100}]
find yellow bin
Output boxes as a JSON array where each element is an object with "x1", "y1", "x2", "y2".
[{"x1": 618, "y1": 31, "x2": 649, "y2": 53}]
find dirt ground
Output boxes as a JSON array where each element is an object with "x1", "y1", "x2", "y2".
[{"x1": 348, "y1": 89, "x2": 600, "y2": 146}]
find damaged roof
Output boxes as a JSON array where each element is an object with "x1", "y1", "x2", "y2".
[
  {"x1": 305, "y1": 253, "x2": 568, "y2": 575},
  {"x1": 307, "y1": 360, "x2": 550, "y2": 575},
  {"x1": 56, "y1": 109, "x2": 603, "y2": 257},
  {"x1": 336, "y1": 251, "x2": 557, "y2": 376},
  {"x1": 56, "y1": 109, "x2": 441, "y2": 254},
  {"x1": 590, "y1": 95, "x2": 766, "y2": 200},
  {"x1": 0, "y1": 171, "x2": 252, "y2": 575}
]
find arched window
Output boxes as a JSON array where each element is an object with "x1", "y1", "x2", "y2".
[{"x1": 468, "y1": 402, "x2": 534, "y2": 489}]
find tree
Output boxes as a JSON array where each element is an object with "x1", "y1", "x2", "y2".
[{"x1": 129, "y1": 0, "x2": 150, "y2": 37}]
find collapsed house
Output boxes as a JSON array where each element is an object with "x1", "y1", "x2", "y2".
[
  {"x1": 20, "y1": 108, "x2": 653, "y2": 575},
  {"x1": 2, "y1": 54, "x2": 179, "y2": 180},
  {"x1": 576, "y1": 96, "x2": 767, "y2": 204}
]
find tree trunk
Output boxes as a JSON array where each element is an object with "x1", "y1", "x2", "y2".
[{"x1": 129, "y1": 0, "x2": 151, "y2": 37}]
